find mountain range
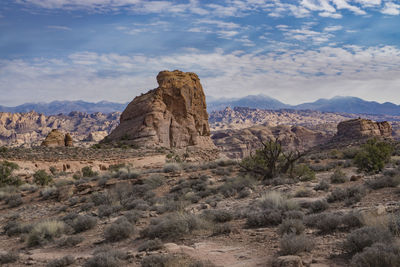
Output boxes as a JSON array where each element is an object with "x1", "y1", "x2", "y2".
[
  {"x1": 2, "y1": 96, "x2": 400, "y2": 116},
  {"x1": 207, "y1": 95, "x2": 400, "y2": 116},
  {"x1": 0, "y1": 100, "x2": 128, "y2": 115}
]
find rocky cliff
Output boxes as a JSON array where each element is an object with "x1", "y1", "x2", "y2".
[
  {"x1": 336, "y1": 118, "x2": 392, "y2": 139},
  {"x1": 106, "y1": 70, "x2": 215, "y2": 149},
  {"x1": 0, "y1": 111, "x2": 120, "y2": 147},
  {"x1": 212, "y1": 125, "x2": 331, "y2": 159}
]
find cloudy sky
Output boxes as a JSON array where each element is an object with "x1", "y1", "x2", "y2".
[{"x1": 1, "y1": 0, "x2": 400, "y2": 106}]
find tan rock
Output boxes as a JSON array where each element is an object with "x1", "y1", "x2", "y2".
[
  {"x1": 85, "y1": 131, "x2": 108, "y2": 142},
  {"x1": 41, "y1": 129, "x2": 74, "y2": 147},
  {"x1": 336, "y1": 118, "x2": 392, "y2": 140},
  {"x1": 41, "y1": 129, "x2": 66, "y2": 147},
  {"x1": 64, "y1": 133, "x2": 73, "y2": 147},
  {"x1": 212, "y1": 125, "x2": 330, "y2": 159},
  {"x1": 106, "y1": 70, "x2": 215, "y2": 149}
]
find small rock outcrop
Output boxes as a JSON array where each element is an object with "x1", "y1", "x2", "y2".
[
  {"x1": 106, "y1": 70, "x2": 215, "y2": 149},
  {"x1": 336, "y1": 119, "x2": 392, "y2": 139},
  {"x1": 41, "y1": 129, "x2": 74, "y2": 147},
  {"x1": 85, "y1": 131, "x2": 108, "y2": 142}
]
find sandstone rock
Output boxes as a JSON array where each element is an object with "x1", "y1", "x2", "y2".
[
  {"x1": 41, "y1": 129, "x2": 66, "y2": 147},
  {"x1": 64, "y1": 133, "x2": 73, "y2": 147},
  {"x1": 106, "y1": 70, "x2": 215, "y2": 149},
  {"x1": 212, "y1": 125, "x2": 330, "y2": 159},
  {"x1": 0, "y1": 111, "x2": 120, "y2": 147},
  {"x1": 85, "y1": 131, "x2": 108, "y2": 142},
  {"x1": 336, "y1": 118, "x2": 392, "y2": 140},
  {"x1": 41, "y1": 129, "x2": 74, "y2": 147},
  {"x1": 272, "y1": 256, "x2": 304, "y2": 267}
]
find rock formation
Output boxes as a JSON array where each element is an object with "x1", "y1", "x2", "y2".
[
  {"x1": 64, "y1": 133, "x2": 74, "y2": 146},
  {"x1": 212, "y1": 125, "x2": 331, "y2": 159},
  {"x1": 336, "y1": 119, "x2": 392, "y2": 139},
  {"x1": 41, "y1": 129, "x2": 73, "y2": 147},
  {"x1": 0, "y1": 111, "x2": 120, "y2": 147},
  {"x1": 106, "y1": 70, "x2": 215, "y2": 149},
  {"x1": 85, "y1": 131, "x2": 108, "y2": 142}
]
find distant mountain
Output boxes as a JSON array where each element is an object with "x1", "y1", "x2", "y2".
[
  {"x1": 0, "y1": 100, "x2": 128, "y2": 115},
  {"x1": 3, "y1": 95, "x2": 400, "y2": 117},
  {"x1": 208, "y1": 95, "x2": 400, "y2": 116},
  {"x1": 207, "y1": 94, "x2": 290, "y2": 111},
  {"x1": 293, "y1": 96, "x2": 400, "y2": 116}
]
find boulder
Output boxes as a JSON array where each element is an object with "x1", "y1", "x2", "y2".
[
  {"x1": 106, "y1": 70, "x2": 215, "y2": 149},
  {"x1": 41, "y1": 129, "x2": 74, "y2": 147},
  {"x1": 64, "y1": 133, "x2": 73, "y2": 147},
  {"x1": 336, "y1": 118, "x2": 392, "y2": 140}
]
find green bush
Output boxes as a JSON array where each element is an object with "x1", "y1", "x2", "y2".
[
  {"x1": 5, "y1": 193, "x2": 23, "y2": 208},
  {"x1": 104, "y1": 217, "x2": 133, "y2": 242},
  {"x1": 33, "y1": 170, "x2": 53, "y2": 186},
  {"x1": 327, "y1": 185, "x2": 366, "y2": 205},
  {"x1": 280, "y1": 233, "x2": 313, "y2": 255},
  {"x1": 0, "y1": 251, "x2": 19, "y2": 264},
  {"x1": 350, "y1": 242, "x2": 400, "y2": 267},
  {"x1": 81, "y1": 166, "x2": 98, "y2": 178},
  {"x1": 84, "y1": 247, "x2": 128, "y2": 267},
  {"x1": 354, "y1": 139, "x2": 393, "y2": 173},
  {"x1": 138, "y1": 239, "x2": 164, "y2": 252},
  {"x1": 246, "y1": 191, "x2": 300, "y2": 227},
  {"x1": 0, "y1": 161, "x2": 21, "y2": 187},
  {"x1": 314, "y1": 180, "x2": 330, "y2": 191},
  {"x1": 27, "y1": 220, "x2": 66, "y2": 247},
  {"x1": 141, "y1": 213, "x2": 207, "y2": 241},
  {"x1": 366, "y1": 176, "x2": 400, "y2": 189},
  {"x1": 277, "y1": 219, "x2": 305, "y2": 236},
  {"x1": 344, "y1": 226, "x2": 393, "y2": 254},
  {"x1": 46, "y1": 255, "x2": 75, "y2": 267},
  {"x1": 70, "y1": 215, "x2": 97, "y2": 233},
  {"x1": 293, "y1": 164, "x2": 316, "y2": 181},
  {"x1": 330, "y1": 168, "x2": 348, "y2": 184}
]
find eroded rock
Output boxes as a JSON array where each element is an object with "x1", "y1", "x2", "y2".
[
  {"x1": 336, "y1": 118, "x2": 392, "y2": 139},
  {"x1": 41, "y1": 129, "x2": 74, "y2": 147},
  {"x1": 106, "y1": 70, "x2": 215, "y2": 149}
]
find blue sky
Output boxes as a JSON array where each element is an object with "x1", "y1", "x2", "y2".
[{"x1": 1, "y1": 0, "x2": 400, "y2": 106}]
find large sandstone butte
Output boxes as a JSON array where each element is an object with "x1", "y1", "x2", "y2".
[
  {"x1": 336, "y1": 118, "x2": 392, "y2": 139},
  {"x1": 41, "y1": 129, "x2": 74, "y2": 147},
  {"x1": 106, "y1": 70, "x2": 215, "y2": 149}
]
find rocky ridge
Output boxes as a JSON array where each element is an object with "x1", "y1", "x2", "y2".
[
  {"x1": 336, "y1": 118, "x2": 392, "y2": 140},
  {"x1": 0, "y1": 111, "x2": 120, "y2": 147},
  {"x1": 213, "y1": 125, "x2": 331, "y2": 159},
  {"x1": 106, "y1": 70, "x2": 215, "y2": 149}
]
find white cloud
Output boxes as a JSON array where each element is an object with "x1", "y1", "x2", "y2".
[
  {"x1": 324, "y1": 25, "x2": 343, "y2": 31},
  {"x1": 354, "y1": 0, "x2": 381, "y2": 7},
  {"x1": 2, "y1": 45, "x2": 400, "y2": 105},
  {"x1": 278, "y1": 24, "x2": 335, "y2": 44},
  {"x1": 14, "y1": 0, "x2": 400, "y2": 18},
  {"x1": 47, "y1": 25, "x2": 72, "y2": 31},
  {"x1": 331, "y1": 0, "x2": 367, "y2": 15},
  {"x1": 381, "y1": 2, "x2": 400, "y2": 15},
  {"x1": 318, "y1": 11, "x2": 343, "y2": 18}
]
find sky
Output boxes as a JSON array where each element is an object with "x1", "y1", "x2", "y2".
[{"x1": 0, "y1": 0, "x2": 400, "y2": 106}]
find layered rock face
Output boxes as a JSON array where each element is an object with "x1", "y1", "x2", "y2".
[
  {"x1": 0, "y1": 111, "x2": 120, "y2": 147},
  {"x1": 41, "y1": 129, "x2": 74, "y2": 147},
  {"x1": 336, "y1": 119, "x2": 392, "y2": 139},
  {"x1": 212, "y1": 125, "x2": 331, "y2": 159},
  {"x1": 106, "y1": 70, "x2": 215, "y2": 149}
]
